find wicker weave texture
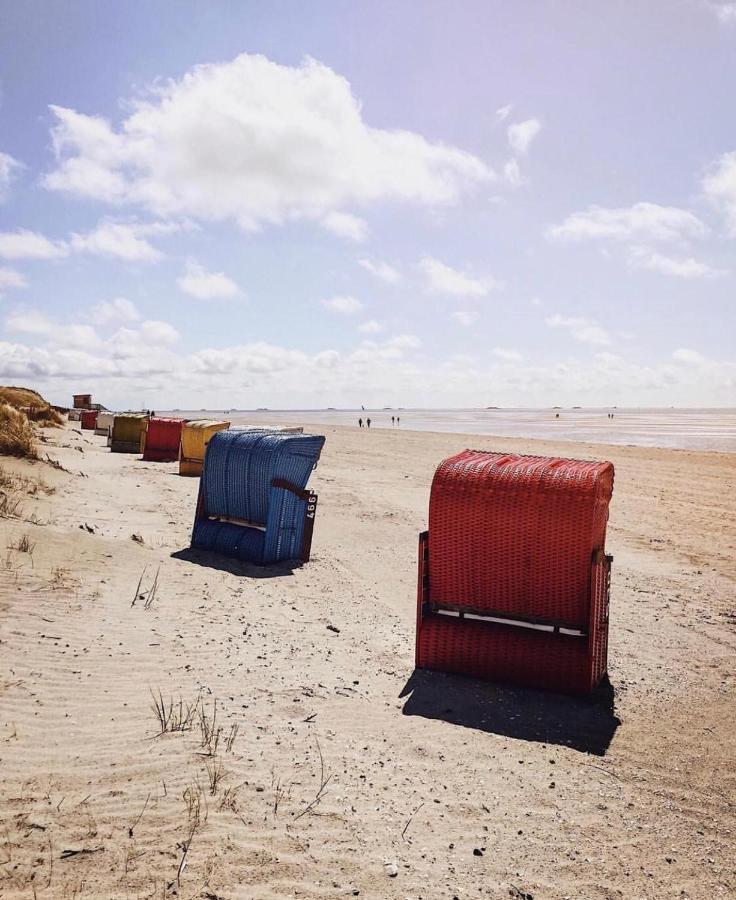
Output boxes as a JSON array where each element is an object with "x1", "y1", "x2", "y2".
[
  {"x1": 143, "y1": 417, "x2": 184, "y2": 462},
  {"x1": 111, "y1": 414, "x2": 148, "y2": 445},
  {"x1": 416, "y1": 614, "x2": 597, "y2": 694},
  {"x1": 428, "y1": 450, "x2": 613, "y2": 627},
  {"x1": 201, "y1": 431, "x2": 325, "y2": 525},
  {"x1": 80, "y1": 410, "x2": 98, "y2": 430},
  {"x1": 179, "y1": 420, "x2": 230, "y2": 476},
  {"x1": 192, "y1": 430, "x2": 325, "y2": 564}
]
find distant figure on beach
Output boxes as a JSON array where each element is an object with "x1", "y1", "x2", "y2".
[
  {"x1": 391, "y1": 415, "x2": 395, "y2": 427},
  {"x1": 555, "y1": 413, "x2": 560, "y2": 419},
  {"x1": 358, "y1": 417, "x2": 363, "y2": 428},
  {"x1": 396, "y1": 416, "x2": 400, "y2": 427},
  {"x1": 366, "y1": 417, "x2": 371, "y2": 428}
]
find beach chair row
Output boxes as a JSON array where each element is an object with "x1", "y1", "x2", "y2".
[
  {"x1": 77, "y1": 410, "x2": 302, "y2": 476},
  {"x1": 75, "y1": 409, "x2": 615, "y2": 697}
]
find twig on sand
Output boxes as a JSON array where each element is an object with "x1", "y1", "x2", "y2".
[
  {"x1": 294, "y1": 738, "x2": 332, "y2": 821},
  {"x1": 129, "y1": 792, "x2": 150, "y2": 837},
  {"x1": 131, "y1": 568, "x2": 147, "y2": 607},
  {"x1": 177, "y1": 820, "x2": 198, "y2": 886},
  {"x1": 144, "y1": 566, "x2": 160, "y2": 610},
  {"x1": 584, "y1": 764, "x2": 623, "y2": 781},
  {"x1": 401, "y1": 801, "x2": 425, "y2": 841},
  {"x1": 60, "y1": 847, "x2": 104, "y2": 859}
]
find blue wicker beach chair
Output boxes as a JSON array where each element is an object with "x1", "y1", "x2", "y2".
[{"x1": 191, "y1": 430, "x2": 326, "y2": 564}]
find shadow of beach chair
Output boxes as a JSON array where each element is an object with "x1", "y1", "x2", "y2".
[
  {"x1": 190, "y1": 430, "x2": 326, "y2": 565},
  {"x1": 414, "y1": 450, "x2": 615, "y2": 696}
]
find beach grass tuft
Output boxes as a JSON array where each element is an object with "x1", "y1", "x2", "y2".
[{"x1": 0, "y1": 403, "x2": 38, "y2": 459}]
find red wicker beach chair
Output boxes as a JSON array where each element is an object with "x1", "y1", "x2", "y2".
[
  {"x1": 80, "y1": 409, "x2": 98, "y2": 430},
  {"x1": 416, "y1": 451, "x2": 614, "y2": 695}
]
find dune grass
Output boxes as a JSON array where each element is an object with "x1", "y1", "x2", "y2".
[
  {"x1": 0, "y1": 403, "x2": 38, "y2": 459},
  {"x1": 0, "y1": 386, "x2": 64, "y2": 428}
]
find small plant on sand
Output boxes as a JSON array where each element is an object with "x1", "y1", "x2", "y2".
[
  {"x1": 48, "y1": 565, "x2": 75, "y2": 590},
  {"x1": 0, "y1": 403, "x2": 38, "y2": 459},
  {"x1": 205, "y1": 756, "x2": 228, "y2": 796},
  {"x1": 182, "y1": 780, "x2": 207, "y2": 828},
  {"x1": 0, "y1": 489, "x2": 22, "y2": 519},
  {"x1": 197, "y1": 697, "x2": 222, "y2": 756},
  {"x1": 150, "y1": 690, "x2": 200, "y2": 735},
  {"x1": 8, "y1": 532, "x2": 35, "y2": 554}
]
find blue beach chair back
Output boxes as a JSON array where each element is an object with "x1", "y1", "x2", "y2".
[{"x1": 193, "y1": 430, "x2": 325, "y2": 564}]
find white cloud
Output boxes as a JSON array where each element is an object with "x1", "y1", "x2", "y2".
[
  {"x1": 90, "y1": 297, "x2": 140, "y2": 325},
  {"x1": 5, "y1": 309, "x2": 53, "y2": 336},
  {"x1": 495, "y1": 104, "x2": 513, "y2": 123},
  {"x1": 359, "y1": 258, "x2": 401, "y2": 284},
  {"x1": 321, "y1": 295, "x2": 363, "y2": 314},
  {"x1": 546, "y1": 314, "x2": 612, "y2": 346},
  {"x1": 507, "y1": 118, "x2": 541, "y2": 155},
  {"x1": 70, "y1": 219, "x2": 180, "y2": 261},
  {"x1": 672, "y1": 347, "x2": 707, "y2": 365},
  {"x1": 702, "y1": 151, "x2": 736, "y2": 235},
  {"x1": 358, "y1": 319, "x2": 384, "y2": 334},
  {"x1": 321, "y1": 211, "x2": 368, "y2": 242},
  {"x1": 629, "y1": 248, "x2": 725, "y2": 278},
  {"x1": 451, "y1": 310, "x2": 478, "y2": 327},
  {"x1": 44, "y1": 54, "x2": 494, "y2": 231},
  {"x1": 0, "y1": 228, "x2": 68, "y2": 260},
  {"x1": 140, "y1": 320, "x2": 180, "y2": 344},
  {"x1": 492, "y1": 347, "x2": 523, "y2": 362},
  {"x1": 710, "y1": 3, "x2": 736, "y2": 25},
  {"x1": 548, "y1": 202, "x2": 708, "y2": 243},
  {"x1": 503, "y1": 158, "x2": 527, "y2": 187},
  {"x1": 0, "y1": 266, "x2": 27, "y2": 292},
  {"x1": 177, "y1": 259, "x2": 240, "y2": 300},
  {"x1": 3, "y1": 331, "x2": 734, "y2": 409},
  {"x1": 0, "y1": 152, "x2": 22, "y2": 201},
  {"x1": 420, "y1": 257, "x2": 502, "y2": 297},
  {"x1": 5, "y1": 309, "x2": 99, "y2": 348}
]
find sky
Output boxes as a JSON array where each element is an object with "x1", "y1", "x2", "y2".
[{"x1": 0, "y1": 0, "x2": 735, "y2": 410}]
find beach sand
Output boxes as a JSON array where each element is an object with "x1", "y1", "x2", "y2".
[{"x1": 1, "y1": 422, "x2": 734, "y2": 899}]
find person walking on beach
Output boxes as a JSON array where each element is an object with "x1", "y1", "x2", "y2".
[
  {"x1": 366, "y1": 417, "x2": 371, "y2": 428},
  {"x1": 391, "y1": 415, "x2": 395, "y2": 427},
  {"x1": 358, "y1": 417, "x2": 363, "y2": 428},
  {"x1": 396, "y1": 416, "x2": 400, "y2": 427}
]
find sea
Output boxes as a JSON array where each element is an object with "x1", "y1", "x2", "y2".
[{"x1": 159, "y1": 408, "x2": 736, "y2": 452}]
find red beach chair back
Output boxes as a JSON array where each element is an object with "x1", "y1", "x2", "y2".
[
  {"x1": 142, "y1": 417, "x2": 184, "y2": 462},
  {"x1": 417, "y1": 450, "x2": 614, "y2": 694}
]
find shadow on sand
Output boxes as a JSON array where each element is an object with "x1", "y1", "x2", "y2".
[
  {"x1": 170, "y1": 547, "x2": 301, "y2": 579},
  {"x1": 400, "y1": 669, "x2": 620, "y2": 756}
]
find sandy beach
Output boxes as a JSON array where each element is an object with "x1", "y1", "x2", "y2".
[{"x1": 1, "y1": 421, "x2": 735, "y2": 899}]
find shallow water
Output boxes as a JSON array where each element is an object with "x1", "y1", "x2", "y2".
[{"x1": 159, "y1": 407, "x2": 736, "y2": 452}]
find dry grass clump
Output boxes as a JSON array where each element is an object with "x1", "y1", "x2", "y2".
[
  {"x1": 0, "y1": 386, "x2": 46, "y2": 407},
  {"x1": 0, "y1": 404, "x2": 37, "y2": 459},
  {"x1": 0, "y1": 466, "x2": 54, "y2": 497},
  {"x1": 25, "y1": 405, "x2": 64, "y2": 427},
  {"x1": 0, "y1": 386, "x2": 63, "y2": 428}
]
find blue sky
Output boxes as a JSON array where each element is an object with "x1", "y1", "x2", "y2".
[{"x1": 0, "y1": 0, "x2": 734, "y2": 409}]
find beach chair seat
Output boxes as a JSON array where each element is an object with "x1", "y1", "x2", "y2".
[
  {"x1": 191, "y1": 430, "x2": 326, "y2": 565},
  {"x1": 415, "y1": 450, "x2": 614, "y2": 695}
]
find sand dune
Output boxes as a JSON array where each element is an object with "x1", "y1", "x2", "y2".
[{"x1": 1, "y1": 422, "x2": 734, "y2": 898}]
